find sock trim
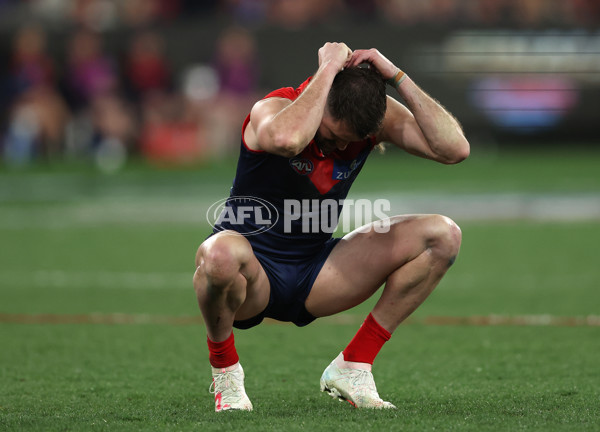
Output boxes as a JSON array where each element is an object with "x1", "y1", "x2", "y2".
[
  {"x1": 207, "y1": 332, "x2": 239, "y2": 368},
  {"x1": 342, "y1": 313, "x2": 391, "y2": 365}
]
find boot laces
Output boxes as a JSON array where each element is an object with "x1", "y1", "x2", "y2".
[{"x1": 209, "y1": 369, "x2": 244, "y2": 402}]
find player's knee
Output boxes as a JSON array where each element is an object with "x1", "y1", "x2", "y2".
[
  {"x1": 196, "y1": 232, "x2": 250, "y2": 286},
  {"x1": 424, "y1": 215, "x2": 462, "y2": 264}
]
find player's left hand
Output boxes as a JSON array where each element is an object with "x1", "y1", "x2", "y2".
[{"x1": 347, "y1": 49, "x2": 399, "y2": 81}]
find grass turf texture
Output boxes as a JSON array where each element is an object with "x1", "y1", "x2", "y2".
[
  {"x1": 1, "y1": 148, "x2": 599, "y2": 430},
  {"x1": 1, "y1": 324, "x2": 598, "y2": 431}
]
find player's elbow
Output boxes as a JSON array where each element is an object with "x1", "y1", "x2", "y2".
[
  {"x1": 442, "y1": 137, "x2": 470, "y2": 165},
  {"x1": 276, "y1": 139, "x2": 304, "y2": 158},
  {"x1": 256, "y1": 122, "x2": 300, "y2": 157},
  {"x1": 269, "y1": 130, "x2": 306, "y2": 157}
]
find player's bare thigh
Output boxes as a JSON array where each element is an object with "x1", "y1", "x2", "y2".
[
  {"x1": 194, "y1": 230, "x2": 271, "y2": 321},
  {"x1": 305, "y1": 214, "x2": 459, "y2": 317}
]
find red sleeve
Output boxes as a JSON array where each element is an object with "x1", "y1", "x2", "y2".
[
  {"x1": 242, "y1": 77, "x2": 313, "y2": 152},
  {"x1": 262, "y1": 86, "x2": 298, "y2": 101},
  {"x1": 260, "y1": 77, "x2": 312, "y2": 102}
]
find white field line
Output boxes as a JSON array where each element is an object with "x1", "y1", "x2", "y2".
[
  {"x1": 2, "y1": 269, "x2": 597, "y2": 328},
  {"x1": 0, "y1": 312, "x2": 598, "y2": 327},
  {"x1": 0, "y1": 271, "x2": 597, "y2": 326},
  {"x1": 0, "y1": 270, "x2": 192, "y2": 290},
  {"x1": 350, "y1": 192, "x2": 600, "y2": 222},
  {"x1": 0, "y1": 269, "x2": 595, "y2": 292},
  {"x1": 0, "y1": 192, "x2": 599, "y2": 229},
  {"x1": 319, "y1": 314, "x2": 600, "y2": 327}
]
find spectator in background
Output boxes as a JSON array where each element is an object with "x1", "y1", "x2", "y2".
[
  {"x1": 205, "y1": 26, "x2": 260, "y2": 157},
  {"x1": 219, "y1": 0, "x2": 267, "y2": 24},
  {"x1": 120, "y1": 0, "x2": 180, "y2": 27},
  {"x1": 3, "y1": 24, "x2": 70, "y2": 164},
  {"x1": 213, "y1": 26, "x2": 258, "y2": 99},
  {"x1": 7, "y1": 24, "x2": 54, "y2": 95},
  {"x1": 377, "y1": 0, "x2": 460, "y2": 25},
  {"x1": 64, "y1": 29, "x2": 117, "y2": 108},
  {"x1": 267, "y1": 0, "x2": 343, "y2": 29},
  {"x1": 137, "y1": 26, "x2": 261, "y2": 164},
  {"x1": 376, "y1": 0, "x2": 428, "y2": 25},
  {"x1": 63, "y1": 28, "x2": 135, "y2": 167},
  {"x1": 68, "y1": 0, "x2": 119, "y2": 31},
  {"x1": 130, "y1": 30, "x2": 208, "y2": 166},
  {"x1": 2, "y1": 0, "x2": 597, "y2": 168},
  {"x1": 124, "y1": 30, "x2": 172, "y2": 101}
]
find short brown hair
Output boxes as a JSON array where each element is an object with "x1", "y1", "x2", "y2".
[{"x1": 326, "y1": 66, "x2": 387, "y2": 139}]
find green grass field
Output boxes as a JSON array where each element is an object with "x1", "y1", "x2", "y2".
[{"x1": 1, "y1": 148, "x2": 599, "y2": 431}]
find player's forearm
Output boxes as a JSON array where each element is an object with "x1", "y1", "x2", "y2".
[
  {"x1": 397, "y1": 77, "x2": 470, "y2": 163},
  {"x1": 267, "y1": 62, "x2": 339, "y2": 157}
]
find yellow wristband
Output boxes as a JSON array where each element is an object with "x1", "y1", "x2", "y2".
[{"x1": 387, "y1": 70, "x2": 407, "y2": 88}]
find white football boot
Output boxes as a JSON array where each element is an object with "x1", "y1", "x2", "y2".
[
  {"x1": 209, "y1": 362, "x2": 253, "y2": 412},
  {"x1": 320, "y1": 353, "x2": 396, "y2": 409}
]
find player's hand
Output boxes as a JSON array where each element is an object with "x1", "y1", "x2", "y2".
[
  {"x1": 347, "y1": 49, "x2": 399, "y2": 81},
  {"x1": 318, "y1": 42, "x2": 353, "y2": 71}
]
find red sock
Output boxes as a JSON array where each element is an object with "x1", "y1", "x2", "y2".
[
  {"x1": 342, "y1": 313, "x2": 391, "y2": 365},
  {"x1": 207, "y1": 332, "x2": 239, "y2": 368}
]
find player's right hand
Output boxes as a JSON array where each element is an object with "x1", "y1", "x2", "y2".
[{"x1": 318, "y1": 42, "x2": 352, "y2": 71}]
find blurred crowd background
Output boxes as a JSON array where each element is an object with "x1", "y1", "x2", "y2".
[{"x1": 0, "y1": 0, "x2": 598, "y2": 170}]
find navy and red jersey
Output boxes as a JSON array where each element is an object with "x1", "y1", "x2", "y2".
[{"x1": 213, "y1": 77, "x2": 376, "y2": 259}]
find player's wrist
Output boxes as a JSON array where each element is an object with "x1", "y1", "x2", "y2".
[
  {"x1": 319, "y1": 60, "x2": 344, "y2": 77},
  {"x1": 386, "y1": 68, "x2": 408, "y2": 89}
]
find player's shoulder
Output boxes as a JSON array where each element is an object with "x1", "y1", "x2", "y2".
[
  {"x1": 249, "y1": 78, "x2": 310, "y2": 127},
  {"x1": 262, "y1": 86, "x2": 298, "y2": 101},
  {"x1": 261, "y1": 76, "x2": 312, "y2": 102}
]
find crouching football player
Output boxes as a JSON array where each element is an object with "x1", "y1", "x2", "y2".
[{"x1": 194, "y1": 42, "x2": 469, "y2": 411}]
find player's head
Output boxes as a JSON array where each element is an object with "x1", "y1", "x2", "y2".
[{"x1": 316, "y1": 66, "x2": 386, "y2": 153}]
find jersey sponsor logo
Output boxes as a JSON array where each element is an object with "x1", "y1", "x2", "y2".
[
  {"x1": 289, "y1": 158, "x2": 314, "y2": 175},
  {"x1": 332, "y1": 157, "x2": 362, "y2": 180}
]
